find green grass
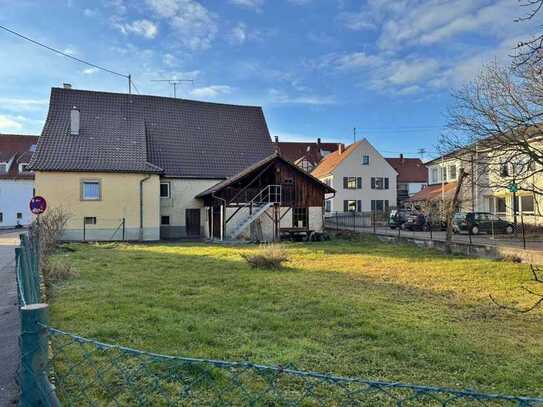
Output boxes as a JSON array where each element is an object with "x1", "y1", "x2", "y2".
[{"x1": 49, "y1": 236, "x2": 543, "y2": 398}]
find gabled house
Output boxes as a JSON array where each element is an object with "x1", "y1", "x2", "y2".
[
  {"x1": 0, "y1": 134, "x2": 39, "y2": 228},
  {"x1": 312, "y1": 139, "x2": 397, "y2": 214},
  {"x1": 29, "y1": 87, "x2": 333, "y2": 241},
  {"x1": 385, "y1": 155, "x2": 427, "y2": 206},
  {"x1": 276, "y1": 138, "x2": 342, "y2": 173}
]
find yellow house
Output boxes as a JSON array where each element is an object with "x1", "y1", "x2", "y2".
[{"x1": 29, "y1": 87, "x2": 331, "y2": 241}]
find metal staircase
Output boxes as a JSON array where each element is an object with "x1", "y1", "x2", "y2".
[{"x1": 227, "y1": 185, "x2": 281, "y2": 240}]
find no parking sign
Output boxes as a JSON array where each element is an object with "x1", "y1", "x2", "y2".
[{"x1": 29, "y1": 196, "x2": 47, "y2": 215}]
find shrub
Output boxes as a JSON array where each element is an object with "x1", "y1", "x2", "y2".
[
  {"x1": 30, "y1": 207, "x2": 70, "y2": 262},
  {"x1": 241, "y1": 244, "x2": 289, "y2": 270}
]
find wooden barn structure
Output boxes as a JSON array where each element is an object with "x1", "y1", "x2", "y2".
[{"x1": 196, "y1": 153, "x2": 335, "y2": 241}]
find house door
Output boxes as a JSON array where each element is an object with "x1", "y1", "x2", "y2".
[
  {"x1": 209, "y1": 206, "x2": 222, "y2": 239},
  {"x1": 185, "y1": 209, "x2": 201, "y2": 237}
]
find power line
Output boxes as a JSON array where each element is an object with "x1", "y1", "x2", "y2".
[{"x1": 0, "y1": 24, "x2": 134, "y2": 92}]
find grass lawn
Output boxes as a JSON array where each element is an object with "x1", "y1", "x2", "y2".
[{"x1": 49, "y1": 236, "x2": 543, "y2": 399}]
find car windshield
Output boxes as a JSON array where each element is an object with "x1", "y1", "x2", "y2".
[{"x1": 453, "y1": 213, "x2": 466, "y2": 220}]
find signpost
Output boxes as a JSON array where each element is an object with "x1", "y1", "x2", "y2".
[
  {"x1": 29, "y1": 196, "x2": 47, "y2": 266},
  {"x1": 508, "y1": 182, "x2": 518, "y2": 237}
]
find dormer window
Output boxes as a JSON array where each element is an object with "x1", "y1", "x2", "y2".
[
  {"x1": 0, "y1": 163, "x2": 7, "y2": 174},
  {"x1": 19, "y1": 163, "x2": 31, "y2": 173}
]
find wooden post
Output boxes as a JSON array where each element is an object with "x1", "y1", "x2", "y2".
[
  {"x1": 220, "y1": 205, "x2": 224, "y2": 241},
  {"x1": 20, "y1": 304, "x2": 58, "y2": 406},
  {"x1": 122, "y1": 218, "x2": 126, "y2": 241},
  {"x1": 210, "y1": 207, "x2": 214, "y2": 240}
]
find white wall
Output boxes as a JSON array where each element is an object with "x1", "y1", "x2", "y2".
[
  {"x1": 324, "y1": 139, "x2": 397, "y2": 212},
  {"x1": 0, "y1": 179, "x2": 34, "y2": 228},
  {"x1": 408, "y1": 182, "x2": 426, "y2": 196}
]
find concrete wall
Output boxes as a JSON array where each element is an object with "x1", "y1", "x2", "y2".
[
  {"x1": 159, "y1": 178, "x2": 220, "y2": 239},
  {"x1": 0, "y1": 179, "x2": 34, "y2": 228},
  {"x1": 34, "y1": 171, "x2": 160, "y2": 241},
  {"x1": 326, "y1": 139, "x2": 397, "y2": 212}
]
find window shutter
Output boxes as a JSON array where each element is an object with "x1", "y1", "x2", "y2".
[
  {"x1": 343, "y1": 200, "x2": 348, "y2": 212},
  {"x1": 385, "y1": 178, "x2": 389, "y2": 189},
  {"x1": 371, "y1": 200, "x2": 376, "y2": 211},
  {"x1": 343, "y1": 177, "x2": 348, "y2": 189},
  {"x1": 371, "y1": 177, "x2": 375, "y2": 189},
  {"x1": 385, "y1": 200, "x2": 389, "y2": 212},
  {"x1": 357, "y1": 200, "x2": 362, "y2": 212},
  {"x1": 357, "y1": 177, "x2": 362, "y2": 189}
]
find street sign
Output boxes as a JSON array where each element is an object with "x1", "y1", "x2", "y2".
[
  {"x1": 508, "y1": 182, "x2": 518, "y2": 193},
  {"x1": 29, "y1": 196, "x2": 47, "y2": 215}
]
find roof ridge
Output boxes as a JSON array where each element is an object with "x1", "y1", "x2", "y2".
[{"x1": 51, "y1": 87, "x2": 264, "y2": 109}]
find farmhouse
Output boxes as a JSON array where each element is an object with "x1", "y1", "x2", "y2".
[
  {"x1": 29, "y1": 87, "x2": 333, "y2": 241},
  {"x1": 276, "y1": 138, "x2": 342, "y2": 173},
  {"x1": 385, "y1": 155, "x2": 427, "y2": 206},
  {"x1": 0, "y1": 134, "x2": 39, "y2": 228}
]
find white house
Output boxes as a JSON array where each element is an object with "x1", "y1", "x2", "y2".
[
  {"x1": 312, "y1": 139, "x2": 398, "y2": 214},
  {"x1": 0, "y1": 134, "x2": 38, "y2": 228}
]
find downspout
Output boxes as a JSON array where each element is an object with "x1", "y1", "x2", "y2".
[
  {"x1": 212, "y1": 192, "x2": 227, "y2": 241},
  {"x1": 139, "y1": 175, "x2": 151, "y2": 241}
]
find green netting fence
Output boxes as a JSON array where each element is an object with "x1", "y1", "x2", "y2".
[{"x1": 15, "y1": 233, "x2": 543, "y2": 406}]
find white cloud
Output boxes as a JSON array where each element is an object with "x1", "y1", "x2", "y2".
[
  {"x1": 121, "y1": 19, "x2": 158, "y2": 39},
  {"x1": 82, "y1": 67, "x2": 99, "y2": 75},
  {"x1": 320, "y1": 52, "x2": 383, "y2": 70},
  {"x1": 387, "y1": 59, "x2": 440, "y2": 86},
  {"x1": 83, "y1": 8, "x2": 97, "y2": 17},
  {"x1": 268, "y1": 88, "x2": 335, "y2": 105},
  {"x1": 0, "y1": 98, "x2": 48, "y2": 112},
  {"x1": 230, "y1": 0, "x2": 264, "y2": 11},
  {"x1": 230, "y1": 23, "x2": 248, "y2": 45},
  {"x1": 0, "y1": 115, "x2": 23, "y2": 131},
  {"x1": 190, "y1": 85, "x2": 232, "y2": 98},
  {"x1": 145, "y1": 0, "x2": 217, "y2": 50}
]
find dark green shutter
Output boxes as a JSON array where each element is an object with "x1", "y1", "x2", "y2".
[
  {"x1": 343, "y1": 177, "x2": 348, "y2": 189},
  {"x1": 343, "y1": 200, "x2": 348, "y2": 212},
  {"x1": 357, "y1": 200, "x2": 362, "y2": 212},
  {"x1": 371, "y1": 177, "x2": 375, "y2": 189},
  {"x1": 385, "y1": 178, "x2": 389, "y2": 189},
  {"x1": 357, "y1": 177, "x2": 362, "y2": 189},
  {"x1": 371, "y1": 200, "x2": 376, "y2": 211}
]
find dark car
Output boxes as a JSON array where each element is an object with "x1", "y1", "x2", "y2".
[
  {"x1": 453, "y1": 212, "x2": 514, "y2": 235},
  {"x1": 388, "y1": 209, "x2": 410, "y2": 229},
  {"x1": 404, "y1": 212, "x2": 430, "y2": 231}
]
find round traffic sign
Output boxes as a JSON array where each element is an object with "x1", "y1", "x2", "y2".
[{"x1": 29, "y1": 196, "x2": 47, "y2": 215}]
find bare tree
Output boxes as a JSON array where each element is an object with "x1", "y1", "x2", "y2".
[{"x1": 514, "y1": 0, "x2": 543, "y2": 68}]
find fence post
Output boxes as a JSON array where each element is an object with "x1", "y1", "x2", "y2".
[
  {"x1": 336, "y1": 212, "x2": 339, "y2": 232},
  {"x1": 122, "y1": 218, "x2": 126, "y2": 241},
  {"x1": 83, "y1": 218, "x2": 86, "y2": 242},
  {"x1": 20, "y1": 303, "x2": 52, "y2": 406},
  {"x1": 521, "y1": 214, "x2": 526, "y2": 250}
]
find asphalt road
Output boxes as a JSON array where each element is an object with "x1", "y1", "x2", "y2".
[{"x1": 0, "y1": 231, "x2": 21, "y2": 406}]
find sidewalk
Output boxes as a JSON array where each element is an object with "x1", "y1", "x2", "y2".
[{"x1": 0, "y1": 231, "x2": 21, "y2": 406}]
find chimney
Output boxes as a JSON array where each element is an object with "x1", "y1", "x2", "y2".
[
  {"x1": 317, "y1": 137, "x2": 321, "y2": 145},
  {"x1": 274, "y1": 135, "x2": 279, "y2": 143},
  {"x1": 338, "y1": 143, "x2": 343, "y2": 154},
  {"x1": 400, "y1": 153, "x2": 404, "y2": 163},
  {"x1": 70, "y1": 106, "x2": 80, "y2": 136},
  {"x1": 63, "y1": 83, "x2": 72, "y2": 89}
]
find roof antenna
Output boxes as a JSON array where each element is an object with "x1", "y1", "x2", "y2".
[
  {"x1": 151, "y1": 78, "x2": 194, "y2": 98},
  {"x1": 417, "y1": 148, "x2": 426, "y2": 160}
]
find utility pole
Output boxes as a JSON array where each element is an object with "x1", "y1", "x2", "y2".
[{"x1": 151, "y1": 78, "x2": 194, "y2": 98}]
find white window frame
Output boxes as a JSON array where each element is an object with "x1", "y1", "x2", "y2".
[
  {"x1": 361, "y1": 155, "x2": 370, "y2": 165},
  {"x1": 160, "y1": 182, "x2": 171, "y2": 199},
  {"x1": 431, "y1": 168, "x2": 438, "y2": 184},
  {"x1": 18, "y1": 163, "x2": 32, "y2": 173},
  {"x1": 81, "y1": 180, "x2": 102, "y2": 201}
]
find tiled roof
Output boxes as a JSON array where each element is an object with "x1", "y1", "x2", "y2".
[
  {"x1": 385, "y1": 157, "x2": 428, "y2": 183},
  {"x1": 277, "y1": 141, "x2": 341, "y2": 166},
  {"x1": 196, "y1": 152, "x2": 335, "y2": 198},
  {"x1": 408, "y1": 182, "x2": 457, "y2": 202},
  {"x1": 311, "y1": 141, "x2": 360, "y2": 178},
  {"x1": 29, "y1": 88, "x2": 274, "y2": 178},
  {"x1": 0, "y1": 134, "x2": 39, "y2": 180}
]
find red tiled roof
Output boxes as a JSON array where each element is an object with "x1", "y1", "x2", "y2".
[
  {"x1": 277, "y1": 141, "x2": 342, "y2": 166},
  {"x1": 0, "y1": 134, "x2": 39, "y2": 180},
  {"x1": 385, "y1": 157, "x2": 428, "y2": 183},
  {"x1": 311, "y1": 141, "x2": 360, "y2": 178},
  {"x1": 408, "y1": 182, "x2": 457, "y2": 202}
]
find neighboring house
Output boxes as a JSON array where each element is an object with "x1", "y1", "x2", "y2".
[
  {"x1": 312, "y1": 139, "x2": 398, "y2": 214},
  {"x1": 0, "y1": 134, "x2": 39, "y2": 228},
  {"x1": 29, "y1": 87, "x2": 333, "y2": 241},
  {"x1": 276, "y1": 138, "x2": 342, "y2": 173},
  {"x1": 385, "y1": 154, "x2": 427, "y2": 206}
]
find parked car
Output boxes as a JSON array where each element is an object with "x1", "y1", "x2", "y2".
[
  {"x1": 452, "y1": 212, "x2": 514, "y2": 235},
  {"x1": 388, "y1": 209, "x2": 410, "y2": 229},
  {"x1": 404, "y1": 212, "x2": 430, "y2": 231}
]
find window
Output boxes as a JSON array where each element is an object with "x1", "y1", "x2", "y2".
[
  {"x1": 431, "y1": 168, "x2": 438, "y2": 184},
  {"x1": 0, "y1": 163, "x2": 7, "y2": 174},
  {"x1": 496, "y1": 197, "x2": 506, "y2": 214},
  {"x1": 520, "y1": 195, "x2": 535, "y2": 213},
  {"x1": 448, "y1": 165, "x2": 457, "y2": 180},
  {"x1": 361, "y1": 155, "x2": 370, "y2": 165},
  {"x1": 160, "y1": 182, "x2": 170, "y2": 198},
  {"x1": 371, "y1": 200, "x2": 389, "y2": 212},
  {"x1": 441, "y1": 167, "x2": 447, "y2": 181},
  {"x1": 84, "y1": 217, "x2": 97, "y2": 225},
  {"x1": 325, "y1": 199, "x2": 332, "y2": 213},
  {"x1": 81, "y1": 180, "x2": 101, "y2": 201},
  {"x1": 18, "y1": 163, "x2": 31, "y2": 173},
  {"x1": 343, "y1": 200, "x2": 361, "y2": 212},
  {"x1": 371, "y1": 177, "x2": 389, "y2": 190},
  {"x1": 343, "y1": 177, "x2": 361, "y2": 189},
  {"x1": 293, "y1": 208, "x2": 308, "y2": 227},
  {"x1": 16, "y1": 212, "x2": 22, "y2": 219},
  {"x1": 161, "y1": 215, "x2": 170, "y2": 225}
]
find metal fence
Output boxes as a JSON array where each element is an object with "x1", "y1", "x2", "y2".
[
  {"x1": 325, "y1": 211, "x2": 543, "y2": 251},
  {"x1": 15, "y1": 233, "x2": 543, "y2": 406}
]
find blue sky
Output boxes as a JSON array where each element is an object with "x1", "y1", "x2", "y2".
[{"x1": 0, "y1": 0, "x2": 538, "y2": 160}]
